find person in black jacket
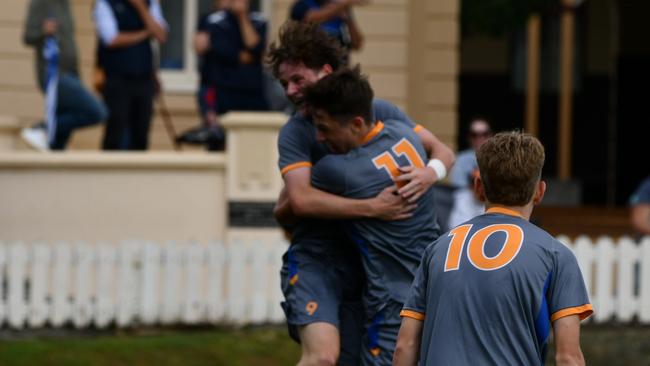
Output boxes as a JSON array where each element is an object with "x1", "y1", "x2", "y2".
[
  {"x1": 179, "y1": 0, "x2": 268, "y2": 151},
  {"x1": 94, "y1": 0, "x2": 168, "y2": 150}
]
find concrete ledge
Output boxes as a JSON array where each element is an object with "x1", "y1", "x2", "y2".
[
  {"x1": 221, "y1": 112, "x2": 287, "y2": 129},
  {"x1": 0, "y1": 115, "x2": 21, "y2": 131},
  {"x1": 0, "y1": 152, "x2": 226, "y2": 170}
]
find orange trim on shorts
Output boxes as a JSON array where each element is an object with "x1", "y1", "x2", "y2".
[
  {"x1": 486, "y1": 207, "x2": 524, "y2": 219},
  {"x1": 400, "y1": 309, "x2": 425, "y2": 321},
  {"x1": 551, "y1": 304, "x2": 594, "y2": 322},
  {"x1": 413, "y1": 124, "x2": 424, "y2": 133},
  {"x1": 281, "y1": 161, "x2": 312, "y2": 176},
  {"x1": 361, "y1": 121, "x2": 385, "y2": 145}
]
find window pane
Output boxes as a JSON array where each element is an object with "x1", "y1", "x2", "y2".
[{"x1": 160, "y1": 0, "x2": 185, "y2": 70}]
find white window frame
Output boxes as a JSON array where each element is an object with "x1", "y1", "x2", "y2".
[{"x1": 160, "y1": 0, "x2": 273, "y2": 94}]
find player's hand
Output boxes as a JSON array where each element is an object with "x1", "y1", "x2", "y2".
[
  {"x1": 239, "y1": 50, "x2": 254, "y2": 64},
  {"x1": 128, "y1": 0, "x2": 147, "y2": 9},
  {"x1": 371, "y1": 186, "x2": 417, "y2": 221},
  {"x1": 230, "y1": 0, "x2": 250, "y2": 17},
  {"x1": 42, "y1": 19, "x2": 58, "y2": 36},
  {"x1": 395, "y1": 165, "x2": 437, "y2": 203},
  {"x1": 344, "y1": 0, "x2": 370, "y2": 6}
]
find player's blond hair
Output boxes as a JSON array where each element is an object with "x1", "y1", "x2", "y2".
[{"x1": 477, "y1": 131, "x2": 545, "y2": 206}]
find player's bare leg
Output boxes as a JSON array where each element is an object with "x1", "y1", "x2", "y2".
[{"x1": 297, "y1": 322, "x2": 340, "y2": 366}]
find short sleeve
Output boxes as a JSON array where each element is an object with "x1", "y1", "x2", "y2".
[
  {"x1": 548, "y1": 242, "x2": 593, "y2": 322},
  {"x1": 278, "y1": 119, "x2": 313, "y2": 175},
  {"x1": 311, "y1": 156, "x2": 346, "y2": 194},
  {"x1": 372, "y1": 99, "x2": 417, "y2": 130},
  {"x1": 400, "y1": 250, "x2": 430, "y2": 321},
  {"x1": 197, "y1": 14, "x2": 210, "y2": 32},
  {"x1": 630, "y1": 177, "x2": 650, "y2": 205},
  {"x1": 290, "y1": 0, "x2": 314, "y2": 21},
  {"x1": 150, "y1": 0, "x2": 169, "y2": 30}
]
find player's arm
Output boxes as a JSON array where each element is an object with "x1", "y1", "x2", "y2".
[
  {"x1": 283, "y1": 167, "x2": 415, "y2": 220},
  {"x1": 553, "y1": 315, "x2": 585, "y2": 366},
  {"x1": 631, "y1": 203, "x2": 650, "y2": 235},
  {"x1": 273, "y1": 186, "x2": 298, "y2": 226},
  {"x1": 395, "y1": 127, "x2": 456, "y2": 202},
  {"x1": 302, "y1": 0, "x2": 366, "y2": 24},
  {"x1": 393, "y1": 317, "x2": 423, "y2": 366}
]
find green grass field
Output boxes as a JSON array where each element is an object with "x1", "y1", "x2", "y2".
[
  {"x1": 0, "y1": 327, "x2": 300, "y2": 366},
  {"x1": 0, "y1": 325, "x2": 648, "y2": 365}
]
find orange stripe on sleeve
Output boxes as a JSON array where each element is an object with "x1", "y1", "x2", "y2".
[
  {"x1": 281, "y1": 161, "x2": 312, "y2": 176},
  {"x1": 413, "y1": 124, "x2": 424, "y2": 133},
  {"x1": 551, "y1": 304, "x2": 594, "y2": 322},
  {"x1": 400, "y1": 309, "x2": 425, "y2": 321}
]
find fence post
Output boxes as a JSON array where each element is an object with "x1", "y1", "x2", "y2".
[
  {"x1": 249, "y1": 240, "x2": 268, "y2": 324},
  {"x1": 28, "y1": 242, "x2": 51, "y2": 328},
  {"x1": 639, "y1": 237, "x2": 650, "y2": 323},
  {"x1": 573, "y1": 236, "x2": 595, "y2": 303},
  {"x1": 161, "y1": 242, "x2": 182, "y2": 324},
  {"x1": 117, "y1": 241, "x2": 141, "y2": 327},
  {"x1": 140, "y1": 242, "x2": 161, "y2": 325},
  {"x1": 73, "y1": 243, "x2": 94, "y2": 328},
  {"x1": 8, "y1": 243, "x2": 27, "y2": 329},
  {"x1": 183, "y1": 242, "x2": 204, "y2": 324},
  {"x1": 95, "y1": 243, "x2": 117, "y2": 328},
  {"x1": 616, "y1": 237, "x2": 638, "y2": 322},
  {"x1": 227, "y1": 240, "x2": 248, "y2": 324},
  {"x1": 206, "y1": 241, "x2": 226, "y2": 322},
  {"x1": 594, "y1": 237, "x2": 615, "y2": 322},
  {"x1": 51, "y1": 242, "x2": 72, "y2": 327},
  {"x1": 0, "y1": 243, "x2": 6, "y2": 324}
]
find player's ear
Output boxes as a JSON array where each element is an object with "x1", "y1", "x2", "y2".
[
  {"x1": 319, "y1": 64, "x2": 333, "y2": 77},
  {"x1": 474, "y1": 175, "x2": 486, "y2": 202},
  {"x1": 351, "y1": 116, "x2": 365, "y2": 130},
  {"x1": 532, "y1": 180, "x2": 546, "y2": 205}
]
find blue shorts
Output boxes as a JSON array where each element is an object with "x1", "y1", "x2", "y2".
[
  {"x1": 360, "y1": 300, "x2": 403, "y2": 366},
  {"x1": 280, "y1": 244, "x2": 365, "y2": 365}
]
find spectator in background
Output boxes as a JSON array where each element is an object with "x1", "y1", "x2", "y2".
[
  {"x1": 630, "y1": 176, "x2": 650, "y2": 235},
  {"x1": 179, "y1": 0, "x2": 268, "y2": 151},
  {"x1": 22, "y1": 0, "x2": 108, "y2": 151},
  {"x1": 448, "y1": 117, "x2": 492, "y2": 228},
  {"x1": 290, "y1": 0, "x2": 364, "y2": 63},
  {"x1": 94, "y1": 0, "x2": 168, "y2": 151}
]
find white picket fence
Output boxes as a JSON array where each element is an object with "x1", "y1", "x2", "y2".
[
  {"x1": 0, "y1": 240, "x2": 287, "y2": 329},
  {"x1": 557, "y1": 235, "x2": 650, "y2": 323},
  {"x1": 0, "y1": 236, "x2": 649, "y2": 329}
]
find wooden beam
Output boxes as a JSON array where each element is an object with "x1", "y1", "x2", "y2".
[
  {"x1": 525, "y1": 14, "x2": 541, "y2": 137},
  {"x1": 558, "y1": 2, "x2": 575, "y2": 180}
]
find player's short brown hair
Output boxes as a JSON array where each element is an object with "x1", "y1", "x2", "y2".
[
  {"x1": 267, "y1": 21, "x2": 344, "y2": 78},
  {"x1": 477, "y1": 131, "x2": 545, "y2": 206},
  {"x1": 303, "y1": 66, "x2": 374, "y2": 124}
]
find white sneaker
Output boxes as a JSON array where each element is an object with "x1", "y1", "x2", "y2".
[{"x1": 20, "y1": 126, "x2": 50, "y2": 151}]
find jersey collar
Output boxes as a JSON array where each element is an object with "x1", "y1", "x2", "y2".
[
  {"x1": 361, "y1": 121, "x2": 385, "y2": 145},
  {"x1": 486, "y1": 207, "x2": 524, "y2": 218}
]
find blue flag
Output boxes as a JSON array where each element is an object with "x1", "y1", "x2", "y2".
[{"x1": 43, "y1": 37, "x2": 59, "y2": 146}]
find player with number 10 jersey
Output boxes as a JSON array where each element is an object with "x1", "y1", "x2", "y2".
[{"x1": 397, "y1": 132, "x2": 593, "y2": 365}]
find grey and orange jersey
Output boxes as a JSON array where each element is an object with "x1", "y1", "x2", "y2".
[
  {"x1": 401, "y1": 207, "x2": 593, "y2": 365},
  {"x1": 311, "y1": 120, "x2": 440, "y2": 316},
  {"x1": 277, "y1": 99, "x2": 423, "y2": 253}
]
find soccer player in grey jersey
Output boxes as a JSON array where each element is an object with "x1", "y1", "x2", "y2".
[
  {"x1": 304, "y1": 67, "x2": 441, "y2": 365},
  {"x1": 268, "y1": 21, "x2": 454, "y2": 366},
  {"x1": 394, "y1": 132, "x2": 592, "y2": 366}
]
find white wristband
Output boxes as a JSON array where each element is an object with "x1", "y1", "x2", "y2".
[{"x1": 427, "y1": 159, "x2": 447, "y2": 180}]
